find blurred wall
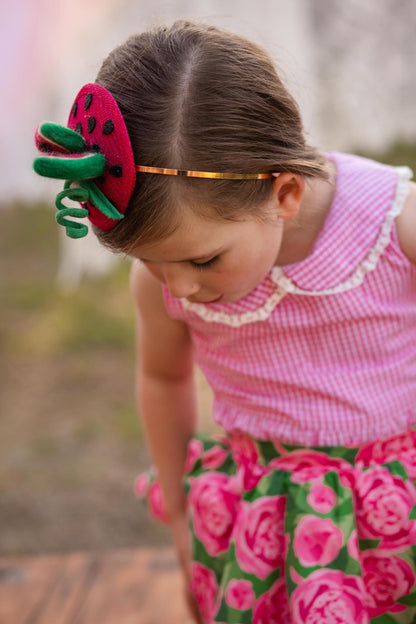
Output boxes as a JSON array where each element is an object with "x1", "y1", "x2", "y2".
[{"x1": 2, "y1": 0, "x2": 415, "y2": 205}]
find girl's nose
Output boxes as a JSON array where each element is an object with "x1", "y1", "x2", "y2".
[{"x1": 162, "y1": 264, "x2": 200, "y2": 299}]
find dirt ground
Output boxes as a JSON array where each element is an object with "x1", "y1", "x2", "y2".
[{"x1": 0, "y1": 203, "x2": 213, "y2": 556}]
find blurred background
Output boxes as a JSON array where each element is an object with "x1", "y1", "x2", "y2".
[{"x1": 1, "y1": 0, "x2": 416, "y2": 556}]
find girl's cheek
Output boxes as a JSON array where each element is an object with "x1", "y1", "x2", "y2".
[{"x1": 142, "y1": 262, "x2": 165, "y2": 284}]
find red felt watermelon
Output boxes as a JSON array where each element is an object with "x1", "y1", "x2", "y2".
[{"x1": 67, "y1": 83, "x2": 136, "y2": 230}]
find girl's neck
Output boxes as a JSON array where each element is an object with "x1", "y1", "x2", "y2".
[{"x1": 275, "y1": 159, "x2": 337, "y2": 266}]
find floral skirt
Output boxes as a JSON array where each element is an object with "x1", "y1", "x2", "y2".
[{"x1": 135, "y1": 428, "x2": 416, "y2": 624}]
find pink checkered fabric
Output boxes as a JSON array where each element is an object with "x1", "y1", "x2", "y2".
[{"x1": 163, "y1": 153, "x2": 416, "y2": 446}]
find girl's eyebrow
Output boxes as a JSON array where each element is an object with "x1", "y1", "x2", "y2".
[
  {"x1": 140, "y1": 247, "x2": 224, "y2": 263},
  {"x1": 184, "y1": 249, "x2": 223, "y2": 262}
]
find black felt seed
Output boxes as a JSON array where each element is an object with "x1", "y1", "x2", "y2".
[
  {"x1": 41, "y1": 142, "x2": 53, "y2": 153},
  {"x1": 102, "y1": 120, "x2": 114, "y2": 135},
  {"x1": 88, "y1": 116, "x2": 97, "y2": 133},
  {"x1": 76, "y1": 122, "x2": 83, "y2": 135},
  {"x1": 84, "y1": 93, "x2": 93, "y2": 110},
  {"x1": 72, "y1": 102, "x2": 78, "y2": 117},
  {"x1": 91, "y1": 143, "x2": 101, "y2": 152},
  {"x1": 109, "y1": 165, "x2": 123, "y2": 177}
]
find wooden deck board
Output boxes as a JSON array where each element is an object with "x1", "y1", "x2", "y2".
[{"x1": 0, "y1": 548, "x2": 189, "y2": 624}]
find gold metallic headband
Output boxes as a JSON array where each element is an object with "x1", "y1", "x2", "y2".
[{"x1": 136, "y1": 165, "x2": 275, "y2": 180}]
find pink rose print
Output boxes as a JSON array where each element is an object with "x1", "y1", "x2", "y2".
[
  {"x1": 201, "y1": 445, "x2": 228, "y2": 469},
  {"x1": 293, "y1": 515, "x2": 343, "y2": 567},
  {"x1": 356, "y1": 428, "x2": 416, "y2": 480},
  {"x1": 270, "y1": 449, "x2": 353, "y2": 488},
  {"x1": 189, "y1": 472, "x2": 240, "y2": 556},
  {"x1": 234, "y1": 495, "x2": 286, "y2": 579},
  {"x1": 134, "y1": 472, "x2": 149, "y2": 497},
  {"x1": 148, "y1": 481, "x2": 169, "y2": 523},
  {"x1": 401, "y1": 452, "x2": 416, "y2": 481},
  {"x1": 225, "y1": 579, "x2": 255, "y2": 611},
  {"x1": 185, "y1": 438, "x2": 204, "y2": 472},
  {"x1": 229, "y1": 431, "x2": 260, "y2": 464},
  {"x1": 362, "y1": 551, "x2": 415, "y2": 618},
  {"x1": 307, "y1": 483, "x2": 336, "y2": 514},
  {"x1": 291, "y1": 569, "x2": 369, "y2": 624},
  {"x1": 347, "y1": 529, "x2": 359, "y2": 561},
  {"x1": 355, "y1": 465, "x2": 416, "y2": 550},
  {"x1": 190, "y1": 562, "x2": 219, "y2": 623},
  {"x1": 356, "y1": 430, "x2": 416, "y2": 476},
  {"x1": 230, "y1": 431, "x2": 269, "y2": 490},
  {"x1": 253, "y1": 578, "x2": 291, "y2": 624},
  {"x1": 290, "y1": 564, "x2": 305, "y2": 585},
  {"x1": 236, "y1": 461, "x2": 270, "y2": 492}
]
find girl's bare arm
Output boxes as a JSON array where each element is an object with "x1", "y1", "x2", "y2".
[
  {"x1": 131, "y1": 261, "x2": 202, "y2": 621},
  {"x1": 130, "y1": 259, "x2": 198, "y2": 519},
  {"x1": 396, "y1": 181, "x2": 416, "y2": 265}
]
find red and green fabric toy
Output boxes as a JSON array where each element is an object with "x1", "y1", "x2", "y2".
[{"x1": 33, "y1": 83, "x2": 136, "y2": 238}]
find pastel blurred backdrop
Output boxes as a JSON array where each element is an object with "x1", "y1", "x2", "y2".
[{"x1": 1, "y1": 0, "x2": 416, "y2": 555}]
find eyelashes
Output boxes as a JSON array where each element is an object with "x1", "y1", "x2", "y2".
[
  {"x1": 190, "y1": 256, "x2": 220, "y2": 271},
  {"x1": 139, "y1": 256, "x2": 221, "y2": 271}
]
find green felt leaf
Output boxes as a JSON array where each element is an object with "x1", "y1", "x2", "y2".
[
  {"x1": 82, "y1": 181, "x2": 123, "y2": 221},
  {"x1": 409, "y1": 504, "x2": 416, "y2": 520}
]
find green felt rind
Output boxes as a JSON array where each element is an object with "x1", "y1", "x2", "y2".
[
  {"x1": 38, "y1": 122, "x2": 86, "y2": 153},
  {"x1": 33, "y1": 152, "x2": 106, "y2": 180}
]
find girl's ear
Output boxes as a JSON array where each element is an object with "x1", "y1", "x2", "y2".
[{"x1": 272, "y1": 172, "x2": 305, "y2": 219}]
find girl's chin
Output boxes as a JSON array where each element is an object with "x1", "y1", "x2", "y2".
[{"x1": 188, "y1": 294, "x2": 223, "y2": 304}]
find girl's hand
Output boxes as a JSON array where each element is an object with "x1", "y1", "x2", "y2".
[{"x1": 170, "y1": 514, "x2": 203, "y2": 624}]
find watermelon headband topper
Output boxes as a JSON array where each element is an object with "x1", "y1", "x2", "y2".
[{"x1": 33, "y1": 83, "x2": 274, "y2": 239}]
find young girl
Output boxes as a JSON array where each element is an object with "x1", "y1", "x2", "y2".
[{"x1": 34, "y1": 21, "x2": 416, "y2": 624}]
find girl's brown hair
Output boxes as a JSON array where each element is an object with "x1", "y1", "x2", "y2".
[{"x1": 96, "y1": 21, "x2": 328, "y2": 253}]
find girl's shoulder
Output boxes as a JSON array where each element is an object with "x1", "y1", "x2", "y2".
[
  {"x1": 130, "y1": 259, "x2": 188, "y2": 329},
  {"x1": 332, "y1": 152, "x2": 416, "y2": 265},
  {"x1": 130, "y1": 259, "x2": 165, "y2": 314},
  {"x1": 395, "y1": 181, "x2": 416, "y2": 264},
  {"x1": 130, "y1": 260, "x2": 193, "y2": 378}
]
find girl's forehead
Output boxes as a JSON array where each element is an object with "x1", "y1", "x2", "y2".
[
  {"x1": 135, "y1": 215, "x2": 227, "y2": 261},
  {"x1": 134, "y1": 211, "x2": 255, "y2": 262}
]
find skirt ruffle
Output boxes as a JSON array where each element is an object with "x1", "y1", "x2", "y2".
[{"x1": 135, "y1": 428, "x2": 416, "y2": 624}]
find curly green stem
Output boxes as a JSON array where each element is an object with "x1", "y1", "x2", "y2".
[{"x1": 55, "y1": 181, "x2": 124, "y2": 238}]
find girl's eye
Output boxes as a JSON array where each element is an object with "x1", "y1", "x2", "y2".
[{"x1": 190, "y1": 256, "x2": 219, "y2": 271}]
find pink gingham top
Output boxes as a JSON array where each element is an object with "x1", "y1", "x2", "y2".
[{"x1": 163, "y1": 153, "x2": 416, "y2": 446}]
